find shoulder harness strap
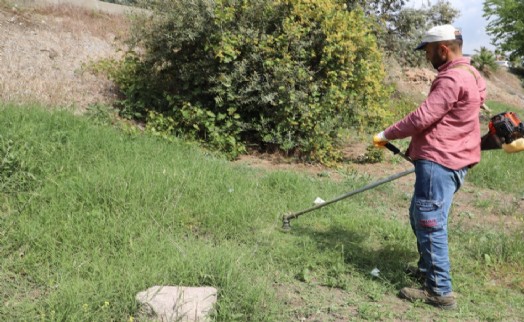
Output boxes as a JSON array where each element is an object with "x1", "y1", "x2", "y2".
[{"x1": 451, "y1": 64, "x2": 479, "y2": 83}]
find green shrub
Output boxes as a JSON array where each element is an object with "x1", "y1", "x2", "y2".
[
  {"x1": 109, "y1": 0, "x2": 391, "y2": 164},
  {"x1": 471, "y1": 47, "x2": 498, "y2": 78},
  {"x1": 363, "y1": 145, "x2": 384, "y2": 163}
]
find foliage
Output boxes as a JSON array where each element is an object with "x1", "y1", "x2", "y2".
[
  {"x1": 363, "y1": 145, "x2": 385, "y2": 163},
  {"x1": 346, "y1": 0, "x2": 406, "y2": 16},
  {"x1": 396, "y1": 1, "x2": 459, "y2": 66},
  {"x1": 471, "y1": 47, "x2": 498, "y2": 78},
  {"x1": 509, "y1": 56, "x2": 523, "y2": 68},
  {"x1": 108, "y1": 0, "x2": 392, "y2": 164},
  {"x1": 145, "y1": 107, "x2": 245, "y2": 157},
  {"x1": 484, "y1": 0, "x2": 524, "y2": 61},
  {"x1": 348, "y1": 0, "x2": 459, "y2": 66}
]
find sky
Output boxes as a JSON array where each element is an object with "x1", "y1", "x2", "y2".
[{"x1": 405, "y1": 0, "x2": 496, "y2": 55}]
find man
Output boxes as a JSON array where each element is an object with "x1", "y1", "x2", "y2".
[{"x1": 373, "y1": 24, "x2": 486, "y2": 310}]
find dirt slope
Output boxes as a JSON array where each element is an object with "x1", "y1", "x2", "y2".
[
  {"x1": 385, "y1": 54, "x2": 524, "y2": 108},
  {"x1": 0, "y1": 2, "x2": 130, "y2": 110}
]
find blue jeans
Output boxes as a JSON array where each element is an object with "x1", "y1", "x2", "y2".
[{"x1": 409, "y1": 160, "x2": 467, "y2": 296}]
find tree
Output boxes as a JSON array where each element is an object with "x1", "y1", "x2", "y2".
[
  {"x1": 471, "y1": 46, "x2": 498, "y2": 77},
  {"x1": 386, "y1": 1, "x2": 459, "y2": 66},
  {"x1": 346, "y1": 0, "x2": 406, "y2": 17},
  {"x1": 494, "y1": 48, "x2": 506, "y2": 61},
  {"x1": 483, "y1": 0, "x2": 524, "y2": 60},
  {"x1": 348, "y1": 0, "x2": 460, "y2": 66}
]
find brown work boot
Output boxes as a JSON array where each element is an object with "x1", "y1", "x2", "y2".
[{"x1": 399, "y1": 287, "x2": 457, "y2": 310}]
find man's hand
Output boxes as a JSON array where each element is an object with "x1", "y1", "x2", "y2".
[
  {"x1": 502, "y1": 138, "x2": 524, "y2": 153},
  {"x1": 373, "y1": 131, "x2": 389, "y2": 148}
]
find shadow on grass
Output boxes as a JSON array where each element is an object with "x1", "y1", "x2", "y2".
[{"x1": 291, "y1": 223, "x2": 418, "y2": 288}]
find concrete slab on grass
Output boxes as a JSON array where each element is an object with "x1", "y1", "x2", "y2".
[{"x1": 136, "y1": 286, "x2": 217, "y2": 322}]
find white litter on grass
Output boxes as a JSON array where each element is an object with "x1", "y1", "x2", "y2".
[
  {"x1": 313, "y1": 197, "x2": 325, "y2": 205},
  {"x1": 370, "y1": 267, "x2": 380, "y2": 277}
]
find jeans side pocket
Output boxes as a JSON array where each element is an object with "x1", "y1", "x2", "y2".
[{"x1": 414, "y1": 199, "x2": 444, "y2": 230}]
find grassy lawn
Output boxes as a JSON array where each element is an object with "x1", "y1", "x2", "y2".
[{"x1": 1, "y1": 103, "x2": 523, "y2": 321}]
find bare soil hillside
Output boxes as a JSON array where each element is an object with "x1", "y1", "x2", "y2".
[
  {"x1": 385, "y1": 55, "x2": 524, "y2": 109},
  {"x1": 0, "y1": 3, "x2": 130, "y2": 111}
]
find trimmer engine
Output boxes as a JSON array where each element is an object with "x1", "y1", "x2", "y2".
[
  {"x1": 489, "y1": 112, "x2": 524, "y2": 144},
  {"x1": 481, "y1": 111, "x2": 524, "y2": 150}
]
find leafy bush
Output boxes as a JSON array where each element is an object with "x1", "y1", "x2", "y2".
[
  {"x1": 356, "y1": 145, "x2": 384, "y2": 164},
  {"x1": 108, "y1": 0, "x2": 392, "y2": 164},
  {"x1": 471, "y1": 47, "x2": 498, "y2": 78}
]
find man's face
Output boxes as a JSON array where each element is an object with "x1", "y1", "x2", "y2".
[{"x1": 424, "y1": 42, "x2": 448, "y2": 69}]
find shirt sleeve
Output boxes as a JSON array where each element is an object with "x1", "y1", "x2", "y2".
[{"x1": 384, "y1": 75, "x2": 460, "y2": 140}]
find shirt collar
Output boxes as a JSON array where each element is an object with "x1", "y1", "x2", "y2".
[{"x1": 437, "y1": 56, "x2": 471, "y2": 72}]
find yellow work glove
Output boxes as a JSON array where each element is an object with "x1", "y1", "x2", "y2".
[
  {"x1": 373, "y1": 131, "x2": 389, "y2": 148},
  {"x1": 502, "y1": 138, "x2": 524, "y2": 153}
]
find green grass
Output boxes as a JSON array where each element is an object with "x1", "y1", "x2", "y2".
[
  {"x1": 1, "y1": 103, "x2": 524, "y2": 321},
  {"x1": 486, "y1": 100, "x2": 523, "y2": 115}
]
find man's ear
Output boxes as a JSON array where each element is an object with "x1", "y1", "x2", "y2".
[{"x1": 438, "y1": 44, "x2": 448, "y2": 56}]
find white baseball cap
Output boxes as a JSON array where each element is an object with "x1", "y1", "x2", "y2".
[{"x1": 415, "y1": 24, "x2": 462, "y2": 50}]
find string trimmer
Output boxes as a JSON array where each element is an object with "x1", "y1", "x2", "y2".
[
  {"x1": 281, "y1": 111, "x2": 524, "y2": 230},
  {"x1": 281, "y1": 143, "x2": 413, "y2": 230}
]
